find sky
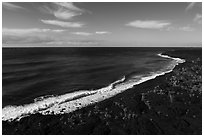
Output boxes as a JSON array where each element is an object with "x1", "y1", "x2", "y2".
[{"x1": 2, "y1": 2, "x2": 202, "y2": 47}]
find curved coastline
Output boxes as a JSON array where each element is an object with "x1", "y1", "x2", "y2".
[{"x1": 2, "y1": 53, "x2": 186, "y2": 122}]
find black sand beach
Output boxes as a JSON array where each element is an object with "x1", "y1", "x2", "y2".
[{"x1": 2, "y1": 48, "x2": 202, "y2": 135}]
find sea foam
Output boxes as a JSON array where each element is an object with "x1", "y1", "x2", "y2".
[{"x1": 2, "y1": 53, "x2": 185, "y2": 121}]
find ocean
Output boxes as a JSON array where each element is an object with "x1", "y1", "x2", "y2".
[{"x1": 2, "y1": 47, "x2": 185, "y2": 121}]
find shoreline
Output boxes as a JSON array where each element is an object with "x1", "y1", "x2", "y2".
[
  {"x1": 2, "y1": 52, "x2": 184, "y2": 122},
  {"x1": 2, "y1": 49, "x2": 202, "y2": 134}
]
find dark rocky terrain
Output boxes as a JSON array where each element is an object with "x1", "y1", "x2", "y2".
[{"x1": 2, "y1": 48, "x2": 202, "y2": 135}]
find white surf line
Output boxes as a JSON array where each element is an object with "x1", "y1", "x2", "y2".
[
  {"x1": 157, "y1": 53, "x2": 185, "y2": 63},
  {"x1": 2, "y1": 53, "x2": 186, "y2": 122},
  {"x1": 2, "y1": 90, "x2": 99, "y2": 121}
]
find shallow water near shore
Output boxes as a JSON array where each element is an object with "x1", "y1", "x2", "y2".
[{"x1": 2, "y1": 47, "x2": 185, "y2": 121}]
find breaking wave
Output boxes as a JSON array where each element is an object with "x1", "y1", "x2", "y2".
[{"x1": 2, "y1": 53, "x2": 185, "y2": 122}]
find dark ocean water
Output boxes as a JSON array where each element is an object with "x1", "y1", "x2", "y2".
[{"x1": 2, "y1": 47, "x2": 173, "y2": 108}]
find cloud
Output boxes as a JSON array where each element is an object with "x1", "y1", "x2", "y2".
[
  {"x1": 71, "y1": 31, "x2": 111, "y2": 36},
  {"x1": 3, "y1": 33, "x2": 55, "y2": 44},
  {"x1": 42, "y1": 2, "x2": 85, "y2": 20},
  {"x1": 52, "y1": 29, "x2": 66, "y2": 32},
  {"x1": 41, "y1": 19, "x2": 84, "y2": 28},
  {"x1": 72, "y1": 32, "x2": 92, "y2": 36},
  {"x1": 3, "y1": 2, "x2": 25, "y2": 10},
  {"x1": 54, "y1": 2, "x2": 84, "y2": 12},
  {"x1": 186, "y1": 2, "x2": 196, "y2": 11},
  {"x1": 185, "y1": 2, "x2": 201, "y2": 11},
  {"x1": 2, "y1": 28, "x2": 102, "y2": 46},
  {"x1": 46, "y1": 40, "x2": 99, "y2": 46},
  {"x1": 2, "y1": 28, "x2": 66, "y2": 44},
  {"x1": 194, "y1": 13, "x2": 202, "y2": 24},
  {"x1": 185, "y1": 3, "x2": 202, "y2": 24},
  {"x1": 126, "y1": 20, "x2": 171, "y2": 29},
  {"x1": 40, "y1": 3, "x2": 86, "y2": 28},
  {"x1": 53, "y1": 9, "x2": 81, "y2": 20},
  {"x1": 3, "y1": 34, "x2": 55, "y2": 44},
  {"x1": 95, "y1": 31, "x2": 110, "y2": 34},
  {"x1": 166, "y1": 26, "x2": 195, "y2": 32},
  {"x1": 179, "y1": 26, "x2": 194, "y2": 31},
  {"x1": 165, "y1": 26, "x2": 176, "y2": 31},
  {"x1": 3, "y1": 28, "x2": 66, "y2": 34}
]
